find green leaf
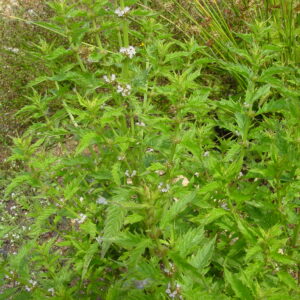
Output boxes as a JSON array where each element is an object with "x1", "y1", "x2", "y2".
[
  {"x1": 26, "y1": 76, "x2": 49, "y2": 87},
  {"x1": 245, "y1": 245, "x2": 262, "y2": 262},
  {"x1": 124, "y1": 214, "x2": 144, "y2": 225},
  {"x1": 173, "y1": 227, "x2": 205, "y2": 257},
  {"x1": 190, "y1": 235, "x2": 216, "y2": 269},
  {"x1": 193, "y1": 208, "x2": 228, "y2": 226},
  {"x1": 81, "y1": 243, "x2": 98, "y2": 280},
  {"x1": 29, "y1": 207, "x2": 57, "y2": 237},
  {"x1": 224, "y1": 269, "x2": 254, "y2": 300},
  {"x1": 277, "y1": 271, "x2": 299, "y2": 290},
  {"x1": 5, "y1": 174, "x2": 36, "y2": 196},
  {"x1": 75, "y1": 131, "x2": 98, "y2": 155},
  {"x1": 111, "y1": 162, "x2": 121, "y2": 186},
  {"x1": 101, "y1": 205, "x2": 125, "y2": 257},
  {"x1": 160, "y1": 191, "x2": 197, "y2": 229},
  {"x1": 271, "y1": 253, "x2": 296, "y2": 265},
  {"x1": 164, "y1": 51, "x2": 190, "y2": 63}
]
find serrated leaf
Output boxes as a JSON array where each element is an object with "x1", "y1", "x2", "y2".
[
  {"x1": 111, "y1": 162, "x2": 121, "y2": 186},
  {"x1": 271, "y1": 253, "x2": 296, "y2": 265},
  {"x1": 101, "y1": 205, "x2": 125, "y2": 257},
  {"x1": 224, "y1": 269, "x2": 254, "y2": 300},
  {"x1": 245, "y1": 245, "x2": 262, "y2": 262},
  {"x1": 124, "y1": 213, "x2": 144, "y2": 225},
  {"x1": 277, "y1": 271, "x2": 298, "y2": 290},
  {"x1": 75, "y1": 131, "x2": 98, "y2": 155},
  {"x1": 26, "y1": 76, "x2": 49, "y2": 87},
  {"x1": 29, "y1": 207, "x2": 57, "y2": 238},
  {"x1": 81, "y1": 243, "x2": 98, "y2": 280},
  {"x1": 160, "y1": 191, "x2": 197, "y2": 229},
  {"x1": 164, "y1": 51, "x2": 190, "y2": 63},
  {"x1": 190, "y1": 235, "x2": 216, "y2": 269},
  {"x1": 192, "y1": 208, "x2": 228, "y2": 226}
]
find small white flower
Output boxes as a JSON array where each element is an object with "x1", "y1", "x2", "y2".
[
  {"x1": 278, "y1": 248, "x2": 284, "y2": 255},
  {"x1": 146, "y1": 148, "x2": 154, "y2": 153},
  {"x1": 158, "y1": 182, "x2": 170, "y2": 193},
  {"x1": 29, "y1": 279, "x2": 37, "y2": 286},
  {"x1": 76, "y1": 213, "x2": 87, "y2": 224},
  {"x1": 96, "y1": 196, "x2": 108, "y2": 205},
  {"x1": 119, "y1": 46, "x2": 136, "y2": 59},
  {"x1": 203, "y1": 151, "x2": 210, "y2": 157},
  {"x1": 114, "y1": 6, "x2": 131, "y2": 17},
  {"x1": 25, "y1": 285, "x2": 31, "y2": 292},
  {"x1": 220, "y1": 203, "x2": 229, "y2": 210},
  {"x1": 134, "y1": 278, "x2": 149, "y2": 289},
  {"x1": 136, "y1": 121, "x2": 146, "y2": 127},
  {"x1": 27, "y1": 9, "x2": 36, "y2": 16},
  {"x1": 155, "y1": 170, "x2": 165, "y2": 176},
  {"x1": 95, "y1": 236, "x2": 103, "y2": 244},
  {"x1": 116, "y1": 84, "x2": 131, "y2": 96},
  {"x1": 103, "y1": 74, "x2": 116, "y2": 83},
  {"x1": 125, "y1": 170, "x2": 137, "y2": 178},
  {"x1": 117, "y1": 84, "x2": 124, "y2": 93},
  {"x1": 48, "y1": 288, "x2": 55, "y2": 296},
  {"x1": 194, "y1": 172, "x2": 199, "y2": 177},
  {"x1": 4, "y1": 46, "x2": 20, "y2": 54},
  {"x1": 79, "y1": 197, "x2": 84, "y2": 202},
  {"x1": 119, "y1": 47, "x2": 126, "y2": 54},
  {"x1": 123, "y1": 7, "x2": 130, "y2": 14}
]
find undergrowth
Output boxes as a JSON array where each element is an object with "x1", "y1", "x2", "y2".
[{"x1": 0, "y1": 0, "x2": 299, "y2": 299}]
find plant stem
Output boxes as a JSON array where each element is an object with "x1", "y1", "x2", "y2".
[
  {"x1": 120, "y1": 0, "x2": 129, "y2": 77},
  {"x1": 93, "y1": 19, "x2": 103, "y2": 50}
]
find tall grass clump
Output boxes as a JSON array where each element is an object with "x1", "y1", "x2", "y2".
[{"x1": 0, "y1": 0, "x2": 299, "y2": 299}]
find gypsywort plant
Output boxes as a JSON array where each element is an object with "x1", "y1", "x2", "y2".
[{"x1": 1, "y1": 0, "x2": 299, "y2": 299}]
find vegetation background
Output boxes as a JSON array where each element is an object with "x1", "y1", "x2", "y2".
[{"x1": 0, "y1": 0, "x2": 299, "y2": 299}]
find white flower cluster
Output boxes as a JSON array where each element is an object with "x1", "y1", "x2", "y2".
[
  {"x1": 165, "y1": 283, "x2": 183, "y2": 299},
  {"x1": 114, "y1": 6, "x2": 130, "y2": 17},
  {"x1": 75, "y1": 213, "x2": 87, "y2": 224},
  {"x1": 158, "y1": 182, "x2": 170, "y2": 193},
  {"x1": 95, "y1": 236, "x2": 103, "y2": 244},
  {"x1": 203, "y1": 151, "x2": 210, "y2": 157},
  {"x1": 48, "y1": 288, "x2": 55, "y2": 296},
  {"x1": 25, "y1": 279, "x2": 37, "y2": 292},
  {"x1": 125, "y1": 170, "x2": 137, "y2": 177},
  {"x1": 117, "y1": 84, "x2": 131, "y2": 96},
  {"x1": 136, "y1": 121, "x2": 146, "y2": 127},
  {"x1": 103, "y1": 74, "x2": 116, "y2": 83},
  {"x1": 120, "y1": 46, "x2": 136, "y2": 59},
  {"x1": 3, "y1": 46, "x2": 20, "y2": 54},
  {"x1": 163, "y1": 262, "x2": 175, "y2": 276},
  {"x1": 134, "y1": 278, "x2": 149, "y2": 289},
  {"x1": 96, "y1": 196, "x2": 108, "y2": 205},
  {"x1": 125, "y1": 169, "x2": 137, "y2": 184}
]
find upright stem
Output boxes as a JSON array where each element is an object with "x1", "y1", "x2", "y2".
[
  {"x1": 120, "y1": 0, "x2": 129, "y2": 77},
  {"x1": 93, "y1": 19, "x2": 103, "y2": 50},
  {"x1": 76, "y1": 52, "x2": 87, "y2": 72}
]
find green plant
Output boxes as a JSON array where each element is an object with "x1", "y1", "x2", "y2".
[{"x1": 1, "y1": 0, "x2": 300, "y2": 299}]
